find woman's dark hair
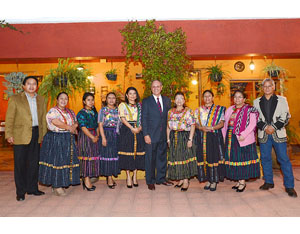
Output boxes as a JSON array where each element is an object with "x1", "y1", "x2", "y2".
[
  {"x1": 104, "y1": 92, "x2": 117, "y2": 107},
  {"x1": 202, "y1": 89, "x2": 214, "y2": 97},
  {"x1": 173, "y1": 91, "x2": 186, "y2": 108},
  {"x1": 56, "y1": 91, "x2": 69, "y2": 100},
  {"x1": 83, "y1": 92, "x2": 97, "y2": 113},
  {"x1": 22, "y1": 76, "x2": 38, "y2": 86},
  {"x1": 125, "y1": 87, "x2": 140, "y2": 104},
  {"x1": 233, "y1": 90, "x2": 247, "y2": 99}
]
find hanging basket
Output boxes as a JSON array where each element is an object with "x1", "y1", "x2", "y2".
[
  {"x1": 53, "y1": 75, "x2": 68, "y2": 87},
  {"x1": 268, "y1": 70, "x2": 280, "y2": 78},
  {"x1": 106, "y1": 74, "x2": 117, "y2": 81},
  {"x1": 210, "y1": 73, "x2": 223, "y2": 82}
]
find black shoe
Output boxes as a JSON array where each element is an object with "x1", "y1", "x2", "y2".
[
  {"x1": 232, "y1": 183, "x2": 240, "y2": 190},
  {"x1": 82, "y1": 180, "x2": 96, "y2": 191},
  {"x1": 259, "y1": 183, "x2": 274, "y2": 190},
  {"x1": 106, "y1": 177, "x2": 115, "y2": 189},
  {"x1": 27, "y1": 190, "x2": 45, "y2": 196},
  {"x1": 204, "y1": 182, "x2": 211, "y2": 190},
  {"x1": 132, "y1": 176, "x2": 138, "y2": 187},
  {"x1": 174, "y1": 183, "x2": 183, "y2": 188},
  {"x1": 16, "y1": 194, "x2": 25, "y2": 201},
  {"x1": 236, "y1": 183, "x2": 246, "y2": 192},
  {"x1": 210, "y1": 183, "x2": 217, "y2": 192},
  {"x1": 285, "y1": 188, "x2": 298, "y2": 198}
]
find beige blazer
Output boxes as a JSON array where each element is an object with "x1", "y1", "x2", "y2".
[
  {"x1": 5, "y1": 92, "x2": 47, "y2": 145},
  {"x1": 253, "y1": 95, "x2": 290, "y2": 143}
]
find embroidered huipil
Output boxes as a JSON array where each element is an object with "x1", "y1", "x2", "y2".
[
  {"x1": 77, "y1": 109, "x2": 98, "y2": 129},
  {"x1": 98, "y1": 107, "x2": 119, "y2": 128},
  {"x1": 118, "y1": 102, "x2": 139, "y2": 121},
  {"x1": 46, "y1": 107, "x2": 76, "y2": 132},
  {"x1": 168, "y1": 108, "x2": 195, "y2": 131}
]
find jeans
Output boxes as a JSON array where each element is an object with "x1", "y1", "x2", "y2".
[{"x1": 260, "y1": 135, "x2": 294, "y2": 188}]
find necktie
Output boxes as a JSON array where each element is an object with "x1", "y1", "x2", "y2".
[{"x1": 157, "y1": 97, "x2": 162, "y2": 114}]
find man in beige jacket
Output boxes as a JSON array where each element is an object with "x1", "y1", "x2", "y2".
[{"x1": 5, "y1": 76, "x2": 47, "y2": 201}]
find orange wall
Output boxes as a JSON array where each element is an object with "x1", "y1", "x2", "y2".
[{"x1": 0, "y1": 59, "x2": 299, "y2": 134}]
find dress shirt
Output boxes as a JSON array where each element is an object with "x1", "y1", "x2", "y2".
[
  {"x1": 25, "y1": 92, "x2": 39, "y2": 126},
  {"x1": 153, "y1": 94, "x2": 163, "y2": 112},
  {"x1": 262, "y1": 95, "x2": 274, "y2": 124}
]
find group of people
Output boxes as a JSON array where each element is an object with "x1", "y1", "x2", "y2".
[{"x1": 5, "y1": 77, "x2": 297, "y2": 202}]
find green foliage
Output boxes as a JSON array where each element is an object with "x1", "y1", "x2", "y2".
[
  {"x1": 38, "y1": 58, "x2": 91, "y2": 105},
  {"x1": 1, "y1": 20, "x2": 24, "y2": 33},
  {"x1": 205, "y1": 64, "x2": 229, "y2": 96},
  {"x1": 205, "y1": 64, "x2": 227, "y2": 82},
  {"x1": 3, "y1": 72, "x2": 27, "y2": 97},
  {"x1": 263, "y1": 60, "x2": 288, "y2": 79},
  {"x1": 286, "y1": 125, "x2": 300, "y2": 144},
  {"x1": 105, "y1": 68, "x2": 117, "y2": 75},
  {"x1": 120, "y1": 19, "x2": 191, "y2": 98}
]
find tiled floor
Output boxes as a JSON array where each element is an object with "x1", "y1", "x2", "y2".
[
  {"x1": 0, "y1": 168, "x2": 299, "y2": 217},
  {"x1": 1, "y1": 146, "x2": 300, "y2": 217}
]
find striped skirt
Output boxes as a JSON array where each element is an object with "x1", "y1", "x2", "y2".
[
  {"x1": 117, "y1": 122, "x2": 145, "y2": 171},
  {"x1": 99, "y1": 127, "x2": 120, "y2": 176},
  {"x1": 167, "y1": 130, "x2": 198, "y2": 181},
  {"x1": 39, "y1": 131, "x2": 80, "y2": 188},
  {"x1": 195, "y1": 129, "x2": 225, "y2": 183},
  {"x1": 224, "y1": 128, "x2": 260, "y2": 180},
  {"x1": 77, "y1": 129, "x2": 100, "y2": 177}
]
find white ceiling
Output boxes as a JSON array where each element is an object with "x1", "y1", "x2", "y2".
[{"x1": 1, "y1": 0, "x2": 299, "y2": 24}]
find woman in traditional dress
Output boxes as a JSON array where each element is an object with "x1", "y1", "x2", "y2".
[
  {"x1": 98, "y1": 92, "x2": 120, "y2": 189},
  {"x1": 222, "y1": 90, "x2": 260, "y2": 192},
  {"x1": 117, "y1": 87, "x2": 145, "y2": 188},
  {"x1": 77, "y1": 92, "x2": 100, "y2": 191},
  {"x1": 194, "y1": 90, "x2": 226, "y2": 191},
  {"x1": 167, "y1": 91, "x2": 198, "y2": 191},
  {"x1": 39, "y1": 92, "x2": 80, "y2": 196}
]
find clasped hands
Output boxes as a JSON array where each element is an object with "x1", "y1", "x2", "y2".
[{"x1": 265, "y1": 125, "x2": 275, "y2": 135}]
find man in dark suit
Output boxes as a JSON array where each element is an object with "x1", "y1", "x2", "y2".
[
  {"x1": 142, "y1": 80, "x2": 173, "y2": 190},
  {"x1": 5, "y1": 76, "x2": 47, "y2": 201}
]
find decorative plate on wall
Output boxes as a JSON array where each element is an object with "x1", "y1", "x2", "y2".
[{"x1": 234, "y1": 61, "x2": 245, "y2": 72}]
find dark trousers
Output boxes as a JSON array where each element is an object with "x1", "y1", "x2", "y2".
[
  {"x1": 13, "y1": 127, "x2": 40, "y2": 196},
  {"x1": 145, "y1": 140, "x2": 167, "y2": 184}
]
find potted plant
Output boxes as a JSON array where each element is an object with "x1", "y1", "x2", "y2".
[
  {"x1": 120, "y1": 20, "x2": 191, "y2": 98},
  {"x1": 263, "y1": 61, "x2": 287, "y2": 79},
  {"x1": 3, "y1": 72, "x2": 27, "y2": 97},
  {"x1": 206, "y1": 64, "x2": 226, "y2": 82},
  {"x1": 38, "y1": 58, "x2": 91, "y2": 105},
  {"x1": 105, "y1": 68, "x2": 117, "y2": 81}
]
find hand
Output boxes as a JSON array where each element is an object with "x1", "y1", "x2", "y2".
[
  {"x1": 167, "y1": 140, "x2": 170, "y2": 148},
  {"x1": 238, "y1": 135, "x2": 245, "y2": 141},
  {"x1": 102, "y1": 138, "x2": 107, "y2": 147},
  {"x1": 265, "y1": 125, "x2": 275, "y2": 135},
  {"x1": 202, "y1": 126, "x2": 211, "y2": 132},
  {"x1": 131, "y1": 127, "x2": 139, "y2": 134},
  {"x1": 69, "y1": 124, "x2": 77, "y2": 134},
  {"x1": 144, "y1": 135, "x2": 151, "y2": 144},
  {"x1": 187, "y1": 140, "x2": 192, "y2": 148},
  {"x1": 7, "y1": 137, "x2": 14, "y2": 145},
  {"x1": 92, "y1": 136, "x2": 99, "y2": 143}
]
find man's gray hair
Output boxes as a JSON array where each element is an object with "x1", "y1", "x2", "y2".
[
  {"x1": 151, "y1": 80, "x2": 163, "y2": 86},
  {"x1": 262, "y1": 78, "x2": 275, "y2": 86}
]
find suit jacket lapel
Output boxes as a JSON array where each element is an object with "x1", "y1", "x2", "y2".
[
  {"x1": 270, "y1": 95, "x2": 278, "y2": 121},
  {"x1": 259, "y1": 96, "x2": 267, "y2": 120},
  {"x1": 21, "y1": 92, "x2": 31, "y2": 116}
]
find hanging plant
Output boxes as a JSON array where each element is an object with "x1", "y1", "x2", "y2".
[
  {"x1": 2, "y1": 72, "x2": 27, "y2": 97},
  {"x1": 38, "y1": 58, "x2": 91, "y2": 105},
  {"x1": 206, "y1": 64, "x2": 228, "y2": 82},
  {"x1": 205, "y1": 64, "x2": 229, "y2": 96},
  {"x1": 105, "y1": 68, "x2": 117, "y2": 81},
  {"x1": 120, "y1": 19, "x2": 191, "y2": 98},
  {"x1": 263, "y1": 61, "x2": 287, "y2": 79}
]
